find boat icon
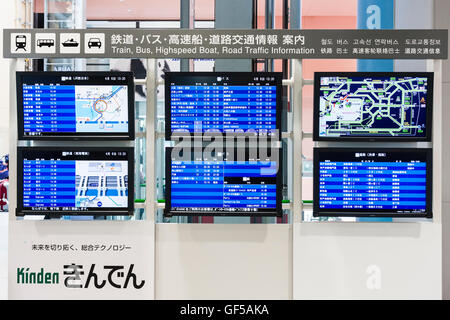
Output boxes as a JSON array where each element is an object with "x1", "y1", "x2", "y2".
[{"x1": 62, "y1": 38, "x2": 79, "y2": 47}]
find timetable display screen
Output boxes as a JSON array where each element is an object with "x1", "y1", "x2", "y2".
[
  {"x1": 16, "y1": 147, "x2": 134, "y2": 216},
  {"x1": 165, "y1": 72, "x2": 282, "y2": 139},
  {"x1": 313, "y1": 148, "x2": 432, "y2": 218},
  {"x1": 165, "y1": 147, "x2": 282, "y2": 216},
  {"x1": 17, "y1": 72, "x2": 135, "y2": 140},
  {"x1": 314, "y1": 72, "x2": 433, "y2": 141}
]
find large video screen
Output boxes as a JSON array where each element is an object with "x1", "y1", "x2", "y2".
[
  {"x1": 165, "y1": 72, "x2": 282, "y2": 139},
  {"x1": 314, "y1": 72, "x2": 433, "y2": 141},
  {"x1": 16, "y1": 147, "x2": 134, "y2": 216},
  {"x1": 17, "y1": 72, "x2": 135, "y2": 140},
  {"x1": 165, "y1": 147, "x2": 282, "y2": 216},
  {"x1": 313, "y1": 148, "x2": 432, "y2": 218}
]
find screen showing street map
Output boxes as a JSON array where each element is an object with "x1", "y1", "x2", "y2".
[
  {"x1": 17, "y1": 72, "x2": 135, "y2": 139},
  {"x1": 16, "y1": 147, "x2": 134, "y2": 216},
  {"x1": 314, "y1": 72, "x2": 433, "y2": 141}
]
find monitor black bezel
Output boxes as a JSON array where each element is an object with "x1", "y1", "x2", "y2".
[
  {"x1": 313, "y1": 72, "x2": 434, "y2": 142},
  {"x1": 16, "y1": 146, "x2": 135, "y2": 216},
  {"x1": 16, "y1": 71, "x2": 135, "y2": 140},
  {"x1": 164, "y1": 146, "x2": 283, "y2": 217},
  {"x1": 165, "y1": 72, "x2": 283, "y2": 141},
  {"x1": 313, "y1": 147, "x2": 433, "y2": 218}
]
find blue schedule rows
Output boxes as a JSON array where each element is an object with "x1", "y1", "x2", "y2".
[
  {"x1": 170, "y1": 85, "x2": 277, "y2": 134},
  {"x1": 171, "y1": 161, "x2": 277, "y2": 211},
  {"x1": 23, "y1": 85, "x2": 76, "y2": 133},
  {"x1": 319, "y1": 161, "x2": 427, "y2": 210},
  {"x1": 23, "y1": 160, "x2": 76, "y2": 208}
]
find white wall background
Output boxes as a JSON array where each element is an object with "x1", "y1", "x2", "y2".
[
  {"x1": 0, "y1": 0, "x2": 15, "y2": 301},
  {"x1": 155, "y1": 224, "x2": 292, "y2": 299},
  {"x1": 0, "y1": 0, "x2": 15, "y2": 156},
  {"x1": 434, "y1": 0, "x2": 450, "y2": 300}
]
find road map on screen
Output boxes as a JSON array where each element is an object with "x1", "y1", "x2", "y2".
[
  {"x1": 318, "y1": 75, "x2": 429, "y2": 138},
  {"x1": 75, "y1": 85, "x2": 128, "y2": 133}
]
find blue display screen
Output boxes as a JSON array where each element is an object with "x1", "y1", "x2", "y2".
[
  {"x1": 166, "y1": 148, "x2": 281, "y2": 215},
  {"x1": 316, "y1": 73, "x2": 432, "y2": 140},
  {"x1": 18, "y1": 73, "x2": 132, "y2": 138},
  {"x1": 18, "y1": 148, "x2": 131, "y2": 215},
  {"x1": 314, "y1": 148, "x2": 431, "y2": 217},
  {"x1": 166, "y1": 73, "x2": 281, "y2": 138}
]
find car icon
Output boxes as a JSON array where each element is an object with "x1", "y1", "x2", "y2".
[
  {"x1": 88, "y1": 37, "x2": 102, "y2": 49},
  {"x1": 62, "y1": 38, "x2": 79, "y2": 47}
]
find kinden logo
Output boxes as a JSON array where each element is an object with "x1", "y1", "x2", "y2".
[
  {"x1": 17, "y1": 267, "x2": 59, "y2": 284},
  {"x1": 63, "y1": 263, "x2": 145, "y2": 289},
  {"x1": 16, "y1": 264, "x2": 145, "y2": 289}
]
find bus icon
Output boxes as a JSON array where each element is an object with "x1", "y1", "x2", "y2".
[
  {"x1": 35, "y1": 33, "x2": 56, "y2": 53},
  {"x1": 15, "y1": 35, "x2": 27, "y2": 51},
  {"x1": 37, "y1": 38, "x2": 55, "y2": 47}
]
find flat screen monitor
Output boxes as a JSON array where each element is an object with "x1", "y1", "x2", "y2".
[
  {"x1": 165, "y1": 72, "x2": 282, "y2": 139},
  {"x1": 313, "y1": 148, "x2": 432, "y2": 218},
  {"x1": 17, "y1": 72, "x2": 135, "y2": 140},
  {"x1": 313, "y1": 72, "x2": 433, "y2": 141},
  {"x1": 165, "y1": 147, "x2": 282, "y2": 216},
  {"x1": 16, "y1": 147, "x2": 134, "y2": 216}
]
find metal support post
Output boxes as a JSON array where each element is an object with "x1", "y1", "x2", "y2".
[
  {"x1": 292, "y1": 59, "x2": 302, "y2": 223},
  {"x1": 145, "y1": 59, "x2": 158, "y2": 222}
]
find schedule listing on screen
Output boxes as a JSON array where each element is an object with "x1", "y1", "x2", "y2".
[
  {"x1": 17, "y1": 72, "x2": 135, "y2": 139},
  {"x1": 165, "y1": 72, "x2": 282, "y2": 139},
  {"x1": 314, "y1": 72, "x2": 433, "y2": 141},
  {"x1": 16, "y1": 147, "x2": 134, "y2": 216},
  {"x1": 313, "y1": 148, "x2": 432, "y2": 218},
  {"x1": 165, "y1": 147, "x2": 282, "y2": 216}
]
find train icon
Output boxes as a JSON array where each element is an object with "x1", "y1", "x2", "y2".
[{"x1": 15, "y1": 35, "x2": 27, "y2": 51}]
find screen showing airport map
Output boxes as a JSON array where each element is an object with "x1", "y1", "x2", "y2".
[
  {"x1": 17, "y1": 147, "x2": 134, "y2": 216},
  {"x1": 314, "y1": 73, "x2": 433, "y2": 141},
  {"x1": 17, "y1": 72, "x2": 134, "y2": 139}
]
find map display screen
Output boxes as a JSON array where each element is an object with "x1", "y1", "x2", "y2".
[
  {"x1": 16, "y1": 147, "x2": 134, "y2": 216},
  {"x1": 165, "y1": 72, "x2": 282, "y2": 139},
  {"x1": 165, "y1": 147, "x2": 282, "y2": 217},
  {"x1": 17, "y1": 72, "x2": 135, "y2": 139},
  {"x1": 313, "y1": 148, "x2": 432, "y2": 218},
  {"x1": 314, "y1": 72, "x2": 433, "y2": 141}
]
